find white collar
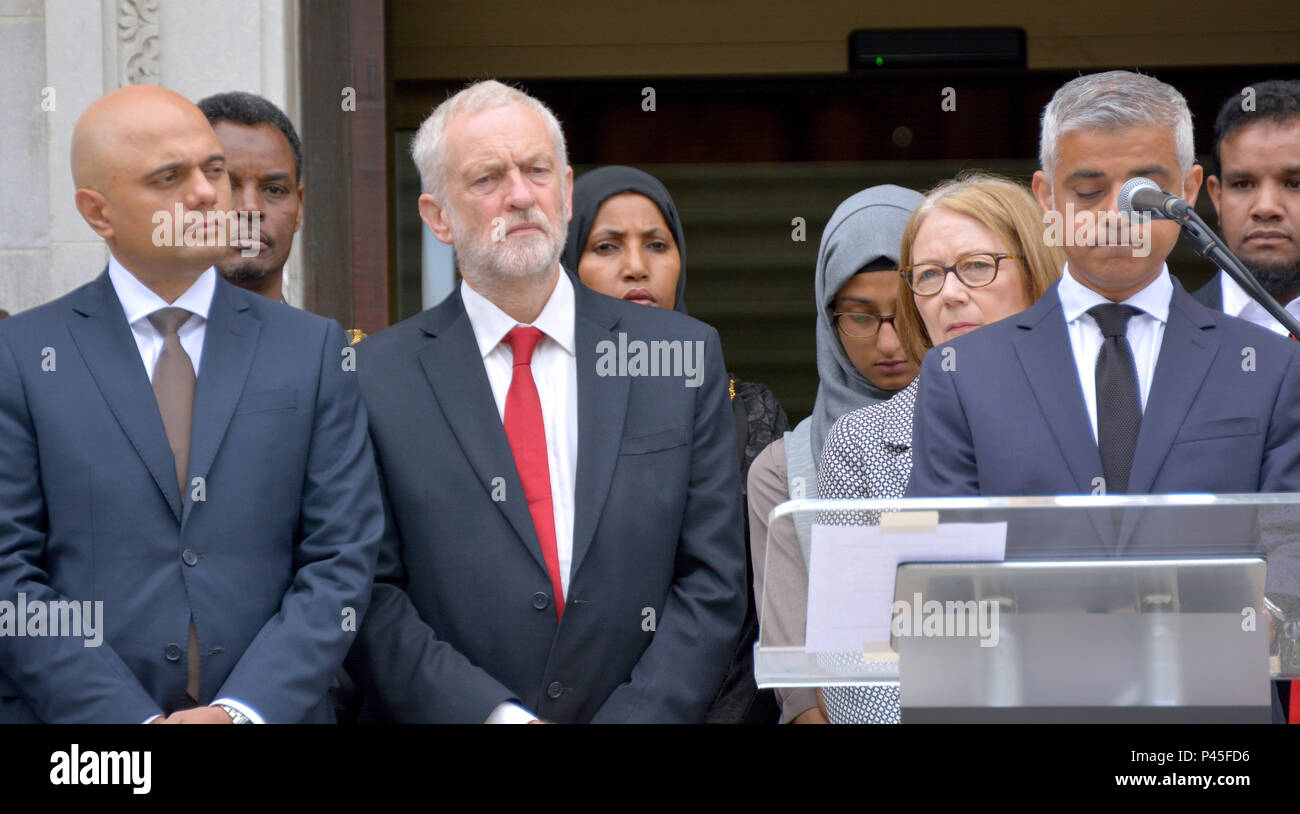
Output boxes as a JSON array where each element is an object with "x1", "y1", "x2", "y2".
[
  {"x1": 107, "y1": 254, "x2": 216, "y2": 326},
  {"x1": 1058, "y1": 262, "x2": 1172, "y2": 325},
  {"x1": 1219, "y1": 269, "x2": 1254, "y2": 318},
  {"x1": 460, "y1": 267, "x2": 576, "y2": 359}
]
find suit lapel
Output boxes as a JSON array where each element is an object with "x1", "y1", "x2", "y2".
[
  {"x1": 1010, "y1": 285, "x2": 1103, "y2": 494},
  {"x1": 569, "y1": 287, "x2": 630, "y2": 579},
  {"x1": 1125, "y1": 285, "x2": 1219, "y2": 495},
  {"x1": 67, "y1": 270, "x2": 183, "y2": 522},
  {"x1": 415, "y1": 294, "x2": 550, "y2": 577},
  {"x1": 183, "y1": 280, "x2": 260, "y2": 525}
]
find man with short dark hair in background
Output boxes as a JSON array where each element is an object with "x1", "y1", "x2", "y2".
[
  {"x1": 197, "y1": 91, "x2": 303, "y2": 304},
  {"x1": 1193, "y1": 79, "x2": 1300, "y2": 335}
]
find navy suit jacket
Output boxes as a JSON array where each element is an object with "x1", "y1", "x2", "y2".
[
  {"x1": 906, "y1": 277, "x2": 1300, "y2": 561},
  {"x1": 0, "y1": 270, "x2": 383, "y2": 723},
  {"x1": 346, "y1": 280, "x2": 746, "y2": 723}
]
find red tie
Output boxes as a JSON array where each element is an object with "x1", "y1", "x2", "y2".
[{"x1": 502, "y1": 327, "x2": 564, "y2": 620}]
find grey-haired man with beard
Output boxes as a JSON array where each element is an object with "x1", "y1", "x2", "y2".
[{"x1": 345, "y1": 81, "x2": 745, "y2": 723}]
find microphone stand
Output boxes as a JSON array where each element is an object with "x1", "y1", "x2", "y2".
[{"x1": 1168, "y1": 206, "x2": 1300, "y2": 340}]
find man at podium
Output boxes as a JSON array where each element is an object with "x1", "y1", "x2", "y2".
[{"x1": 907, "y1": 70, "x2": 1300, "y2": 504}]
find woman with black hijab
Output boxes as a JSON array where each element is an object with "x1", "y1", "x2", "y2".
[{"x1": 562, "y1": 166, "x2": 788, "y2": 723}]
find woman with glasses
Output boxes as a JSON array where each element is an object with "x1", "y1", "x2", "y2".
[
  {"x1": 815, "y1": 172, "x2": 1065, "y2": 723},
  {"x1": 747, "y1": 184, "x2": 924, "y2": 723}
]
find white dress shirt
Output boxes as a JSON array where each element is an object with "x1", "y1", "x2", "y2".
[
  {"x1": 460, "y1": 270, "x2": 579, "y2": 725},
  {"x1": 1217, "y1": 269, "x2": 1300, "y2": 337},
  {"x1": 108, "y1": 257, "x2": 264, "y2": 725},
  {"x1": 107, "y1": 255, "x2": 214, "y2": 380},
  {"x1": 1057, "y1": 263, "x2": 1172, "y2": 444}
]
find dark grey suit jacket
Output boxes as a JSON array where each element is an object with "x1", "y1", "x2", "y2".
[
  {"x1": 0, "y1": 271, "x2": 384, "y2": 723},
  {"x1": 347, "y1": 280, "x2": 746, "y2": 723},
  {"x1": 1192, "y1": 274, "x2": 1222, "y2": 310}
]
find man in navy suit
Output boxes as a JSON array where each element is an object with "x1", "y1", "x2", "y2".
[
  {"x1": 346, "y1": 81, "x2": 746, "y2": 723},
  {"x1": 907, "y1": 71, "x2": 1300, "y2": 508},
  {"x1": 0, "y1": 85, "x2": 383, "y2": 723}
]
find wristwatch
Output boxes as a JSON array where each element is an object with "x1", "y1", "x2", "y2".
[{"x1": 216, "y1": 703, "x2": 252, "y2": 724}]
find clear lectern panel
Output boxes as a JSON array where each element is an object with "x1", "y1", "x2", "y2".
[{"x1": 755, "y1": 494, "x2": 1300, "y2": 704}]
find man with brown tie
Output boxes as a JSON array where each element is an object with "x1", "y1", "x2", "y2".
[{"x1": 0, "y1": 84, "x2": 382, "y2": 723}]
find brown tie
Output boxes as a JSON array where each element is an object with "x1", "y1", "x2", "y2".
[{"x1": 147, "y1": 307, "x2": 202, "y2": 703}]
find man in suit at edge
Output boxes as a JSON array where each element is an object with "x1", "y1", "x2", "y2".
[
  {"x1": 346, "y1": 80, "x2": 746, "y2": 723},
  {"x1": 1192, "y1": 79, "x2": 1300, "y2": 722},
  {"x1": 1192, "y1": 80, "x2": 1300, "y2": 336},
  {"x1": 0, "y1": 84, "x2": 383, "y2": 723},
  {"x1": 904, "y1": 71, "x2": 1300, "y2": 719}
]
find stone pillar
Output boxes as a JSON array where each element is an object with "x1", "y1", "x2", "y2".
[{"x1": 0, "y1": 0, "x2": 301, "y2": 316}]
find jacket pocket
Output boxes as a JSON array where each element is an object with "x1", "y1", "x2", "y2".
[
  {"x1": 236, "y1": 387, "x2": 299, "y2": 415},
  {"x1": 618, "y1": 425, "x2": 690, "y2": 455},
  {"x1": 1172, "y1": 416, "x2": 1260, "y2": 444}
]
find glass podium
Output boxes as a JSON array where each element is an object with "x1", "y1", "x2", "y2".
[{"x1": 755, "y1": 494, "x2": 1300, "y2": 723}]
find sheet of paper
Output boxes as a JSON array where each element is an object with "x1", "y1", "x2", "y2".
[{"x1": 804, "y1": 522, "x2": 1007, "y2": 653}]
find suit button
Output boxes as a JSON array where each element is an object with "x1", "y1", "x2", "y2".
[
  {"x1": 182, "y1": 549, "x2": 198, "y2": 566},
  {"x1": 531, "y1": 592, "x2": 549, "y2": 610},
  {"x1": 164, "y1": 644, "x2": 182, "y2": 661},
  {"x1": 546, "y1": 681, "x2": 563, "y2": 699}
]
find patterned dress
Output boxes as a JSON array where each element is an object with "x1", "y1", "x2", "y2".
[{"x1": 814, "y1": 379, "x2": 919, "y2": 723}]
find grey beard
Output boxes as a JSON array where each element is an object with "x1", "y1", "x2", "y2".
[
  {"x1": 452, "y1": 212, "x2": 568, "y2": 284},
  {"x1": 1245, "y1": 257, "x2": 1300, "y2": 300}
]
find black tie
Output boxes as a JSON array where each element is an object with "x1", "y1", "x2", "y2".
[{"x1": 1089, "y1": 304, "x2": 1142, "y2": 494}]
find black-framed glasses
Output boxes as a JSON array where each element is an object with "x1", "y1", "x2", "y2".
[
  {"x1": 834, "y1": 311, "x2": 899, "y2": 339},
  {"x1": 901, "y1": 252, "x2": 1022, "y2": 296}
]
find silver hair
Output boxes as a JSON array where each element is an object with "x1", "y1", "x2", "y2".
[
  {"x1": 410, "y1": 79, "x2": 568, "y2": 201},
  {"x1": 1039, "y1": 70, "x2": 1194, "y2": 178}
]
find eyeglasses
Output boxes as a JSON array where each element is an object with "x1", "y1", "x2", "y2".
[
  {"x1": 901, "y1": 252, "x2": 1022, "y2": 296},
  {"x1": 834, "y1": 311, "x2": 900, "y2": 339}
]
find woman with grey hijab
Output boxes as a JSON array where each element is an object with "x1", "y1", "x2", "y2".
[{"x1": 747, "y1": 184, "x2": 923, "y2": 724}]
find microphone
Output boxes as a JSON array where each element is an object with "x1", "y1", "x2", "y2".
[
  {"x1": 1115, "y1": 177, "x2": 1300, "y2": 340},
  {"x1": 1117, "y1": 176, "x2": 1191, "y2": 220}
]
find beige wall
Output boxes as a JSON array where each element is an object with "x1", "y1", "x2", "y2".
[
  {"x1": 391, "y1": 0, "x2": 1298, "y2": 80},
  {"x1": 0, "y1": 0, "x2": 299, "y2": 317}
]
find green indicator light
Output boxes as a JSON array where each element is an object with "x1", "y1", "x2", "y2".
[{"x1": 875, "y1": 56, "x2": 884, "y2": 67}]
